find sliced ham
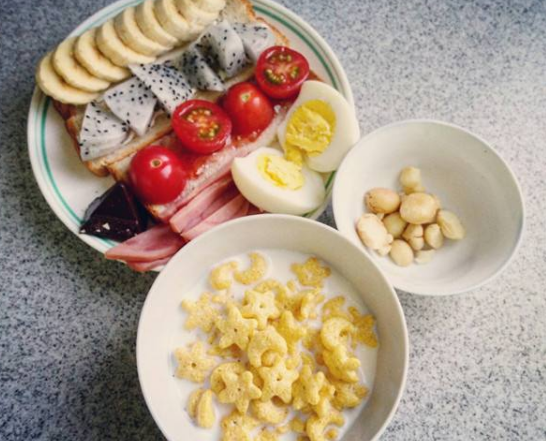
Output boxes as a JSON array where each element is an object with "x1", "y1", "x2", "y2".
[
  {"x1": 127, "y1": 256, "x2": 171, "y2": 272},
  {"x1": 151, "y1": 110, "x2": 286, "y2": 222},
  {"x1": 169, "y1": 175, "x2": 233, "y2": 233},
  {"x1": 182, "y1": 195, "x2": 249, "y2": 242},
  {"x1": 105, "y1": 224, "x2": 184, "y2": 263}
]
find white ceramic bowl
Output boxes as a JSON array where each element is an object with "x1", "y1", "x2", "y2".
[
  {"x1": 333, "y1": 120, "x2": 524, "y2": 296},
  {"x1": 137, "y1": 214, "x2": 408, "y2": 441}
]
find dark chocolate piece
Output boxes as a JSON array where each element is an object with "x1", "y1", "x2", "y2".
[{"x1": 80, "y1": 183, "x2": 148, "y2": 242}]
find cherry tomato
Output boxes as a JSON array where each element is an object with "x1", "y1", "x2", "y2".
[
  {"x1": 255, "y1": 46, "x2": 310, "y2": 99},
  {"x1": 172, "y1": 100, "x2": 232, "y2": 154},
  {"x1": 129, "y1": 145, "x2": 187, "y2": 205},
  {"x1": 222, "y1": 82, "x2": 274, "y2": 137}
]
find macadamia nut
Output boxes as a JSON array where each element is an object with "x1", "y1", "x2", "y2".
[
  {"x1": 424, "y1": 224, "x2": 444, "y2": 249},
  {"x1": 399, "y1": 193, "x2": 438, "y2": 224},
  {"x1": 383, "y1": 213, "x2": 407, "y2": 239},
  {"x1": 365, "y1": 188, "x2": 401, "y2": 214},
  {"x1": 356, "y1": 214, "x2": 394, "y2": 250},
  {"x1": 437, "y1": 210, "x2": 466, "y2": 240},
  {"x1": 400, "y1": 166, "x2": 425, "y2": 194},
  {"x1": 408, "y1": 237, "x2": 425, "y2": 251},
  {"x1": 389, "y1": 240, "x2": 414, "y2": 266},
  {"x1": 402, "y1": 224, "x2": 424, "y2": 241}
]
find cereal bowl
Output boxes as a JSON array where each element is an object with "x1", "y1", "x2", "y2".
[
  {"x1": 137, "y1": 214, "x2": 408, "y2": 441},
  {"x1": 333, "y1": 120, "x2": 524, "y2": 295}
]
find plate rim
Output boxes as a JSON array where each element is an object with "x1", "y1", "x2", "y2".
[{"x1": 27, "y1": 0, "x2": 355, "y2": 258}]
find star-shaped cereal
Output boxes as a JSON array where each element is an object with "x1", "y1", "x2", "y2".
[
  {"x1": 250, "y1": 398, "x2": 289, "y2": 424},
  {"x1": 209, "y1": 261, "x2": 238, "y2": 290},
  {"x1": 181, "y1": 292, "x2": 220, "y2": 333},
  {"x1": 234, "y1": 252, "x2": 267, "y2": 285},
  {"x1": 248, "y1": 325, "x2": 287, "y2": 368},
  {"x1": 275, "y1": 311, "x2": 306, "y2": 354},
  {"x1": 321, "y1": 296, "x2": 352, "y2": 322},
  {"x1": 216, "y1": 304, "x2": 257, "y2": 351},
  {"x1": 306, "y1": 410, "x2": 344, "y2": 441},
  {"x1": 221, "y1": 410, "x2": 259, "y2": 441},
  {"x1": 174, "y1": 341, "x2": 216, "y2": 383},
  {"x1": 292, "y1": 364, "x2": 326, "y2": 410},
  {"x1": 291, "y1": 257, "x2": 331, "y2": 288},
  {"x1": 323, "y1": 346, "x2": 360, "y2": 383},
  {"x1": 218, "y1": 370, "x2": 262, "y2": 413},
  {"x1": 259, "y1": 357, "x2": 300, "y2": 403},
  {"x1": 349, "y1": 307, "x2": 378, "y2": 348},
  {"x1": 241, "y1": 289, "x2": 280, "y2": 329},
  {"x1": 210, "y1": 362, "x2": 246, "y2": 395}
]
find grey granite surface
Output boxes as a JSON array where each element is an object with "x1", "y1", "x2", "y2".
[{"x1": 1, "y1": 0, "x2": 545, "y2": 439}]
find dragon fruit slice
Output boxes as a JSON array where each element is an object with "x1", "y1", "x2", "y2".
[
  {"x1": 232, "y1": 22, "x2": 275, "y2": 63},
  {"x1": 79, "y1": 102, "x2": 129, "y2": 161},
  {"x1": 129, "y1": 62, "x2": 195, "y2": 114},
  {"x1": 199, "y1": 21, "x2": 247, "y2": 78},
  {"x1": 103, "y1": 76, "x2": 157, "y2": 137},
  {"x1": 177, "y1": 46, "x2": 225, "y2": 92}
]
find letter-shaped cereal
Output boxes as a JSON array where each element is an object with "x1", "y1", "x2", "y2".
[
  {"x1": 330, "y1": 378, "x2": 368, "y2": 409},
  {"x1": 174, "y1": 341, "x2": 216, "y2": 383},
  {"x1": 248, "y1": 326, "x2": 288, "y2": 368},
  {"x1": 297, "y1": 288, "x2": 326, "y2": 320},
  {"x1": 181, "y1": 292, "x2": 220, "y2": 333},
  {"x1": 275, "y1": 311, "x2": 306, "y2": 354},
  {"x1": 320, "y1": 317, "x2": 355, "y2": 351},
  {"x1": 323, "y1": 346, "x2": 360, "y2": 383},
  {"x1": 241, "y1": 289, "x2": 280, "y2": 330},
  {"x1": 234, "y1": 252, "x2": 267, "y2": 285},
  {"x1": 258, "y1": 357, "x2": 300, "y2": 403},
  {"x1": 209, "y1": 261, "x2": 238, "y2": 290},
  {"x1": 216, "y1": 304, "x2": 257, "y2": 351},
  {"x1": 306, "y1": 411, "x2": 345, "y2": 441},
  {"x1": 292, "y1": 365, "x2": 326, "y2": 410},
  {"x1": 218, "y1": 371, "x2": 262, "y2": 413}
]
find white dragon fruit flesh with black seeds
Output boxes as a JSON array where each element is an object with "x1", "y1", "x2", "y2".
[
  {"x1": 178, "y1": 46, "x2": 225, "y2": 92},
  {"x1": 103, "y1": 76, "x2": 157, "y2": 137},
  {"x1": 79, "y1": 102, "x2": 129, "y2": 161},
  {"x1": 200, "y1": 21, "x2": 247, "y2": 78},
  {"x1": 232, "y1": 22, "x2": 275, "y2": 63},
  {"x1": 129, "y1": 62, "x2": 195, "y2": 114}
]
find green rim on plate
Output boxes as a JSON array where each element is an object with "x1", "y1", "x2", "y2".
[{"x1": 30, "y1": 0, "x2": 353, "y2": 253}]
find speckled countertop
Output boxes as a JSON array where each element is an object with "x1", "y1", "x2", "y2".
[{"x1": 1, "y1": 0, "x2": 545, "y2": 439}]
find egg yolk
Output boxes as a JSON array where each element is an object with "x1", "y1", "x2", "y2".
[
  {"x1": 257, "y1": 154, "x2": 304, "y2": 190},
  {"x1": 285, "y1": 100, "x2": 336, "y2": 159}
]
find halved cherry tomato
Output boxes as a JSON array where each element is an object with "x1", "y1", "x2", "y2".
[
  {"x1": 172, "y1": 100, "x2": 232, "y2": 154},
  {"x1": 255, "y1": 46, "x2": 310, "y2": 99},
  {"x1": 129, "y1": 145, "x2": 187, "y2": 205},
  {"x1": 222, "y1": 82, "x2": 274, "y2": 137}
]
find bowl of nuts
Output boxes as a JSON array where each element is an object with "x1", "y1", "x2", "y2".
[{"x1": 333, "y1": 120, "x2": 524, "y2": 295}]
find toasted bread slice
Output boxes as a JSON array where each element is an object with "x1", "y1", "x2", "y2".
[{"x1": 52, "y1": 0, "x2": 289, "y2": 177}]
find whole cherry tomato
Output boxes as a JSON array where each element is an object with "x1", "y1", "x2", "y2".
[
  {"x1": 222, "y1": 82, "x2": 274, "y2": 137},
  {"x1": 129, "y1": 145, "x2": 187, "y2": 205},
  {"x1": 172, "y1": 100, "x2": 232, "y2": 154},
  {"x1": 255, "y1": 46, "x2": 310, "y2": 99}
]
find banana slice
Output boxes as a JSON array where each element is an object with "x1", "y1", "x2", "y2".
[
  {"x1": 115, "y1": 7, "x2": 171, "y2": 56},
  {"x1": 194, "y1": 0, "x2": 226, "y2": 13},
  {"x1": 177, "y1": 0, "x2": 218, "y2": 26},
  {"x1": 96, "y1": 20, "x2": 156, "y2": 67},
  {"x1": 52, "y1": 37, "x2": 110, "y2": 92},
  {"x1": 135, "y1": 0, "x2": 178, "y2": 48},
  {"x1": 74, "y1": 29, "x2": 130, "y2": 82},
  {"x1": 36, "y1": 53, "x2": 98, "y2": 104},
  {"x1": 155, "y1": 0, "x2": 199, "y2": 41}
]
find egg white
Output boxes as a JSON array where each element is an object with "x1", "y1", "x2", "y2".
[
  {"x1": 277, "y1": 81, "x2": 361, "y2": 173},
  {"x1": 231, "y1": 147, "x2": 326, "y2": 215}
]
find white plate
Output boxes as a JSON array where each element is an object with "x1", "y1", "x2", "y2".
[
  {"x1": 137, "y1": 214, "x2": 409, "y2": 441},
  {"x1": 333, "y1": 120, "x2": 525, "y2": 296},
  {"x1": 27, "y1": 0, "x2": 354, "y2": 256}
]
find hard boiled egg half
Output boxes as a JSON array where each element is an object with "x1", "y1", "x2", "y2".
[
  {"x1": 277, "y1": 81, "x2": 360, "y2": 172},
  {"x1": 232, "y1": 147, "x2": 325, "y2": 215}
]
